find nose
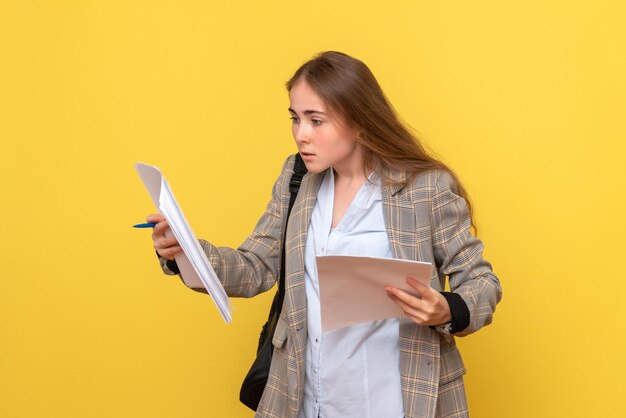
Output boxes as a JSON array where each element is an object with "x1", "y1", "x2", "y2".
[{"x1": 293, "y1": 123, "x2": 310, "y2": 144}]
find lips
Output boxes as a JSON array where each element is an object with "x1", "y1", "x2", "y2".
[{"x1": 300, "y1": 151, "x2": 315, "y2": 156}]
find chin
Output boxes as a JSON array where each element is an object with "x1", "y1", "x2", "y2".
[{"x1": 302, "y1": 161, "x2": 330, "y2": 174}]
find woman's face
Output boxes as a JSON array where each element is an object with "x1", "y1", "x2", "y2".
[{"x1": 288, "y1": 79, "x2": 361, "y2": 174}]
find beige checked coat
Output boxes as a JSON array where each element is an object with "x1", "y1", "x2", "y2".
[{"x1": 165, "y1": 155, "x2": 502, "y2": 418}]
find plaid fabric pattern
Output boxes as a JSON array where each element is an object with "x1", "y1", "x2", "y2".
[{"x1": 188, "y1": 155, "x2": 502, "y2": 418}]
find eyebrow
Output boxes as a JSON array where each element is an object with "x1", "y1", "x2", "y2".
[{"x1": 288, "y1": 107, "x2": 327, "y2": 116}]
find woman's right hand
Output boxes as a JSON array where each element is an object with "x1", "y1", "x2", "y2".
[{"x1": 147, "y1": 214, "x2": 183, "y2": 260}]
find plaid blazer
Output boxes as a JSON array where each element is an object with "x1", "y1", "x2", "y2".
[{"x1": 182, "y1": 155, "x2": 502, "y2": 418}]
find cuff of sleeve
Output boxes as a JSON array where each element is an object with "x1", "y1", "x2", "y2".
[
  {"x1": 155, "y1": 251, "x2": 180, "y2": 275},
  {"x1": 440, "y1": 291, "x2": 470, "y2": 334},
  {"x1": 165, "y1": 259, "x2": 180, "y2": 275}
]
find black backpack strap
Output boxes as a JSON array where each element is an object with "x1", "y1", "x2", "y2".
[
  {"x1": 239, "y1": 154, "x2": 308, "y2": 410},
  {"x1": 276, "y1": 153, "x2": 307, "y2": 311}
]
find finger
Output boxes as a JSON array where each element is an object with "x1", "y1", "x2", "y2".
[
  {"x1": 146, "y1": 213, "x2": 165, "y2": 223},
  {"x1": 390, "y1": 293, "x2": 443, "y2": 326},
  {"x1": 152, "y1": 220, "x2": 170, "y2": 238},
  {"x1": 154, "y1": 236, "x2": 180, "y2": 250},
  {"x1": 159, "y1": 245, "x2": 182, "y2": 260},
  {"x1": 384, "y1": 285, "x2": 424, "y2": 309},
  {"x1": 386, "y1": 292, "x2": 428, "y2": 324},
  {"x1": 405, "y1": 277, "x2": 436, "y2": 301},
  {"x1": 405, "y1": 276, "x2": 429, "y2": 291}
]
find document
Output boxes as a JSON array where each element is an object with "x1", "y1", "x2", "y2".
[
  {"x1": 135, "y1": 162, "x2": 232, "y2": 323},
  {"x1": 316, "y1": 255, "x2": 432, "y2": 331}
]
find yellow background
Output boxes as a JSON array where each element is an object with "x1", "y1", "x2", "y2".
[{"x1": 1, "y1": 1, "x2": 624, "y2": 417}]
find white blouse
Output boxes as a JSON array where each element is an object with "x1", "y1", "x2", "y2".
[{"x1": 298, "y1": 169, "x2": 404, "y2": 418}]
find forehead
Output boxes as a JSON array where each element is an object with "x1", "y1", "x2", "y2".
[{"x1": 288, "y1": 79, "x2": 327, "y2": 112}]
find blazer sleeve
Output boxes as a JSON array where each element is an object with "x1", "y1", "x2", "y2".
[
  {"x1": 430, "y1": 170, "x2": 503, "y2": 337},
  {"x1": 159, "y1": 155, "x2": 294, "y2": 298}
]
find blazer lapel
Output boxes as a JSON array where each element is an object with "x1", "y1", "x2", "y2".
[
  {"x1": 284, "y1": 170, "x2": 324, "y2": 329},
  {"x1": 381, "y1": 169, "x2": 416, "y2": 262}
]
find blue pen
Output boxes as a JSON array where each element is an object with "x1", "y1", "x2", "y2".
[{"x1": 133, "y1": 222, "x2": 157, "y2": 228}]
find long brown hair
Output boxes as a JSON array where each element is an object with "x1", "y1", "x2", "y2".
[{"x1": 286, "y1": 51, "x2": 476, "y2": 231}]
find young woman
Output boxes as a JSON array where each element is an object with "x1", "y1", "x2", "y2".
[{"x1": 148, "y1": 51, "x2": 502, "y2": 418}]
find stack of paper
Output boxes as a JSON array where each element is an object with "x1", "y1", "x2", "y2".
[
  {"x1": 135, "y1": 162, "x2": 231, "y2": 323},
  {"x1": 316, "y1": 255, "x2": 432, "y2": 331}
]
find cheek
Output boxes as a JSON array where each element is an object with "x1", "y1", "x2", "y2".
[
  {"x1": 319, "y1": 136, "x2": 350, "y2": 155},
  {"x1": 334, "y1": 137, "x2": 357, "y2": 156}
]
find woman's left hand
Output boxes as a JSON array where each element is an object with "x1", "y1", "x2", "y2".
[{"x1": 385, "y1": 277, "x2": 452, "y2": 326}]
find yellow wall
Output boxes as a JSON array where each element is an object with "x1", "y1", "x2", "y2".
[{"x1": 1, "y1": 1, "x2": 624, "y2": 417}]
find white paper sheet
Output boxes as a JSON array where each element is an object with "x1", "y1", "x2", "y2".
[
  {"x1": 316, "y1": 255, "x2": 432, "y2": 331},
  {"x1": 135, "y1": 162, "x2": 231, "y2": 323}
]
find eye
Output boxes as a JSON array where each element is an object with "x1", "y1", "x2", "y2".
[
  {"x1": 312, "y1": 118, "x2": 323, "y2": 126},
  {"x1": 290, "y1": 116, "x2": 299, "y2": 124}
]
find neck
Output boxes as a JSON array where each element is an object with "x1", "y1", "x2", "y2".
[{"x1": 332, "y1": 145, "x2": 368, "y2": 183}]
